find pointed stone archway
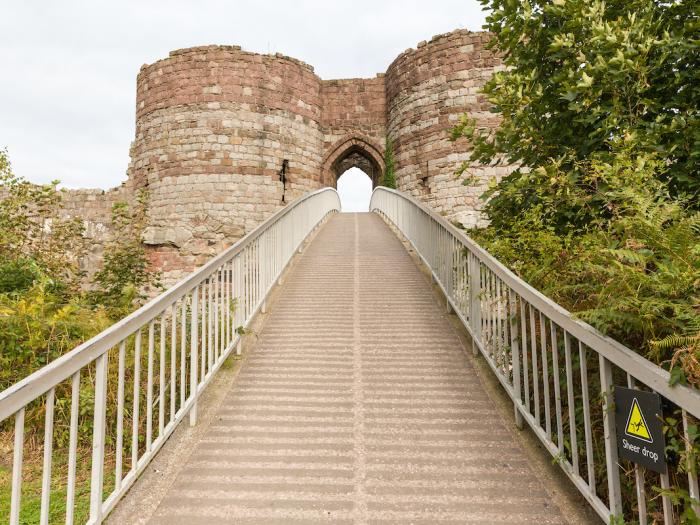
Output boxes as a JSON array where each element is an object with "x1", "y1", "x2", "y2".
[{"x1": 321, "y1": 135, "x2": 385, "y2": 188}]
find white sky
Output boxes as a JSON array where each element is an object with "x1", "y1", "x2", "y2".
[
  {"x1": 0, "y1": 1, "x2": 486, "y2": 197},
  {"x1": 338, "y1": 168, "x2": 372, "y2": 212}
]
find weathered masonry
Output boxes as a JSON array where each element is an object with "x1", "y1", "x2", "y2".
[{"x1": 61, "y1": 29, "x2": 509, "y2": 284}]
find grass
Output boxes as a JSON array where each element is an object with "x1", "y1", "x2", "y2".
[{"x1": 0, "y1": 448, "x2": 92, "y2": 525}]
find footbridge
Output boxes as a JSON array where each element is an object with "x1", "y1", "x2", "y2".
[{"x1": 1, "y1": 188, "x2": 699, "y2": 524}]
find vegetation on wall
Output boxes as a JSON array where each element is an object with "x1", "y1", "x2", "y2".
[
  {"x1": 382, "y1": 136, "x2": 397, "y2": 189},
  {"x1": 452, "y1": 0, "x2": 699, "y2": 520},
  {"x1": 91, "y1": 189, "x2": 161, "y2": 317}
]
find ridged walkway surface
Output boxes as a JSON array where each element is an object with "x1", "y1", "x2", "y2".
[{"x1": 148, "y1": 213, "x2": 565, "y2": 524}]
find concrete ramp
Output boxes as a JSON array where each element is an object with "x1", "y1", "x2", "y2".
[{"x1": 145, "y1": 213, "x2": 566, "y2": 524}]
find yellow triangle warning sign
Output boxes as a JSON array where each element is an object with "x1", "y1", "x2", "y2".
[{"x1": 625, "y1": 398, "x2": 653, "y2": 443}]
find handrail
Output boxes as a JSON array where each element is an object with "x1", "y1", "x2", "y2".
[
  {"x1": 0, "y1": 187, "x2": 341, "y2": 524},
  {"x1": 371, "y1": 186, "x2": 700, "y2": 524}
]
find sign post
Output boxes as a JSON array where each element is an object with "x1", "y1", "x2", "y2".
[{"x1": 614, "y1": 387, "x2": 667, "y2": 474}]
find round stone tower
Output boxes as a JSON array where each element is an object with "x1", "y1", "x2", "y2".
[
  {"x1": 385, "y1": 29, "x2": 510, "y2": 227},
  {"x1": 129, "y1": 46, "x2": 326, "y2": 281}
]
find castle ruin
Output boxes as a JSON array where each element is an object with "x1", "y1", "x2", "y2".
[{"x1": 60, "y1": 29, "x2": 508, "y2": 284}]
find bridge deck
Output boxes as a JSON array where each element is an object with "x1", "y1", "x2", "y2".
[{"x1": 146, "y1": 213, "x2": 565, "y2": 524}]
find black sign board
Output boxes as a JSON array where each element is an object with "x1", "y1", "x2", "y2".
[{"x1": 614, "y1": 386, "x2": 667, "y2": 474}]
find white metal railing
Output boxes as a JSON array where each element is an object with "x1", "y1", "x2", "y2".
[
  {"x1": 371, "y1": 186, "x2": 700, "y2": 524},
  {"x1": 0, "y1": 187, "x2": 340, "y2": 524}
]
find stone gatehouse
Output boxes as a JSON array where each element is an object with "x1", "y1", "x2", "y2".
[{"x1": 60, "y1": 28, "x2": 510, "y2": 284}]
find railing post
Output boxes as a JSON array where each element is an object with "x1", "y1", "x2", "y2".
[
  {"x1": 468, "y1": 254, "x2": 481, "y2": 356},
  {"x1": 89, "y1": 352, "x2": 109, "y2": 523},
  {"x1": 599, "y1": 355, "x2": 623, "y2": 518},
  {"x1": 10, "y1": 408, "x2": 25, "y2": 525},
  {"x1": 509, "y1": 289, "x2": 524, "y2": 430},
  {"x1": 189, "y1": 287, "x2": 199, "y2": 427}
]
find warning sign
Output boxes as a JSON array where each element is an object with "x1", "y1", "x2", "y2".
[
  {"x1": 614, "y1": 387, "x2": 666, "y2": 474},
  {"x1": 625, "y1": 398, "x2": 652, "y2": 442}
]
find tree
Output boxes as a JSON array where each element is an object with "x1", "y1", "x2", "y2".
[
  {"x1": 0, "y1": 148, "x2": 86, "y2": 293},
  {"x1": 382, "y1": 136, "x2": 397, "y2": 189},
  {"x1": 453, "y1": 0, "x2": 700, "y2": 234}
]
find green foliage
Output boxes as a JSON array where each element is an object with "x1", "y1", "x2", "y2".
[
  {"x1": 453, "y1": 0, "x2": 700, "y2": 233},
  {"x1": 91, "y1": 189, "x2": 161, "y2": 317},
  {"x1": 382, "y1": 136, "x2": 397, "y2": 189},
  {"x1": 0, "y1": 149, "x2": 86, "y2": 293},
  {"x1": 0, "y1": 148, "x2": 113, "y2": 390},
  {"x1": 455, "y1": 1, "x2": 700, "y2": 518},
  {"x1": 0, "y1": 150, "x2": 159, "y2": 431},
  {"x1": 0, "y1": 452, "x2": 93, "y2": 525},
  {"x1": 471, "y1": 150, "x2": 700, "y2": 384},
  {"x1": 455, "y1": 0, "x2": 700, "y2": 384},
  {"x1": 0, "y1": 280, "x2": 111, "y2": 391},
  {"x1": 0, "y1": 258, "x2": 40, "y2": 294}
]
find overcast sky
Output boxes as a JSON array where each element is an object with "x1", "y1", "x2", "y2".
[{"x1": 0, "y1": 1, "x2": 486, "y2": 210}]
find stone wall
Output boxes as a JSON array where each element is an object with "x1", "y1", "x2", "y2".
[
  {"x1": 57, "y1": 185, "x2": 131, "y2": 280},
  {"x1": 320, "y1": 76, "x2": 386, "y2": 186},
  {"x1": 47, "y1": 28, "x2": 508, "y2": 285}
]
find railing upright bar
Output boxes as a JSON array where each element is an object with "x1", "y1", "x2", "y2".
[
  {"x1": 213, "y1": 270, "x2": 219, "y2": 363},
  {"x1": 190, "y1": 287, "x2": 199, "y2": 426},
  {"x1": 626, "y1": 374, "x2": 648, "y2": 525},
  {"x1": 225, "y1": 262, "x2": 231, "y2": 348},
  {"x1": 200, "y1": 280, "x2": 206, "y2": 383},
  {"x1": 550, "y1": 324, "x2": 564, "y2": 454},
  {"x1": 509, "y1": 289, "x2": 524, "y2": 429},
  {"x1": 683, "y1": 410, "x2": 700, "y2": 517},
  {"x1": 115, "y1": 342, "x2": 125, "y2": 491},
  {"x1": 208, "y1": 277, "x2": 213, "y2": 373},
  {"x1": 529, "y1": 306, "x2": 540, "y2": 425},
  {"x1": 600, "y1": 356, "x2": 622, "y2": 517},
  {"x1": 132, "y1": 330, "x2": 142, "y2": 469},
  {"x1": 10, "y1": 408, "x2": 25, "y2": 525},
  {"x1": 660, "y1": 460, "x2": 674, "y2": 523},
  {"x1": 146, "y1": 321, "x2": 155, "y2": 451},
  {"x1": 170, "y1": 304, "x2": 177, "y2": 423},
  {"x1": 493, "y1": 275, "x2": 499, "y2": 362},
  {"x1": 468, "y1": 254, "x2": 480, "y2": 356},
  {"x1": 39, "y1": 387, "x2": 55, "y2": 525},
  {"x1": 540, "y1": 313, "x2": 551, "y2": 439},
  {"x1": 579, "y1": 341, "x2": 595, "y2": 491},
  {"x1": 89, "y1": 352, "x2": 109, "y2": 522},
  {"x1": 563, "y1": 331, "x2": 579, "y2": 475},
  {"x1": 66, "y1": 370, "x2": 81, "y2": 524},
  {"x1": 180, "y1": 301, "x2": 187, "y2": 410},
  {"x1": 159, "y1": 315, "x2": 166, "y2": 436},
  {"x1": 521, "y1": 301, "x2": 531, "y2": 414}
]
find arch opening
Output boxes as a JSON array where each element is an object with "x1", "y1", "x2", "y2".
[
  {"x1": 321, "y1": 135, "x2": 385, "y2": 189},
  {"x1": 337, "y1": 168, "x2": 372, "y2": 212}
]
